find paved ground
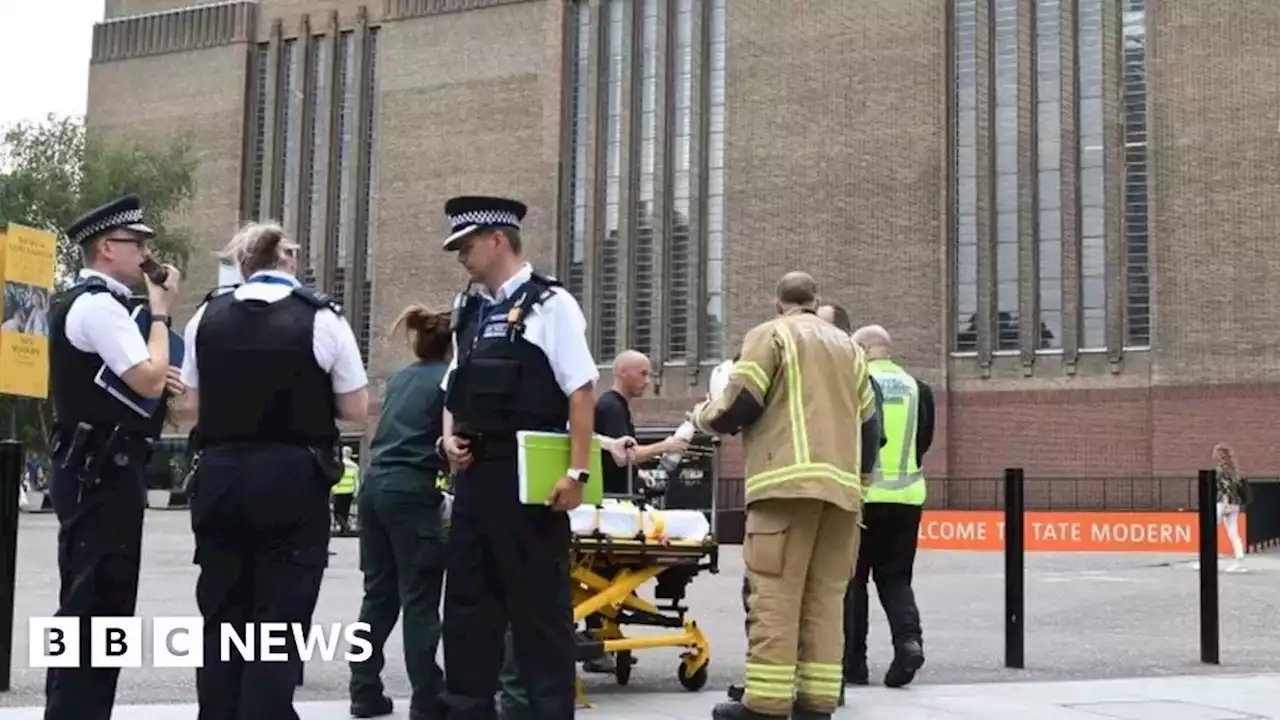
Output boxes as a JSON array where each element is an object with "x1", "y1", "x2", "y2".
[{"x1": 2, "y1": 510, "x2": 1279, "y2": 713}]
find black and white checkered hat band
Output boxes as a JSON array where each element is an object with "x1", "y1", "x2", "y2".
[
  {"x1": 449, "y1": 209, "x2": 519, "y2": 232},
  {"x1": 73, "y1": 208, "x2": 146, "y2": 243}
]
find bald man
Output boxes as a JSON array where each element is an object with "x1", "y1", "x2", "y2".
[
  {"x1": 844, "y1": 325, "x2": 935, "y2": 690},
  {"x1": 596, "y1": 350, "x2": 690, "y2": 495}
]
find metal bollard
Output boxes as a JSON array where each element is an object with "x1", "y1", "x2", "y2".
[
  {"x1": 0, "y1": 439, "x2": 24, "y2": 692},
  {"x1": 1197, "y1": 469, "x2": 1219, "y2": 665},
  {"x1": 1003, "y1": 467, "x2": 1025, "y2": 670}
]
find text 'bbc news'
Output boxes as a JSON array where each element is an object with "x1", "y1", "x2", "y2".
[{"x1": 29, "y1": 617, "x2": 373, "y2": 668}]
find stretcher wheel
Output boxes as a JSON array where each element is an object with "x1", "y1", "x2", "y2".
[
  {"x1": 615, "y1": 651, "x2": 633, "y2": 686},
  {"x1": 677, "y1": 661, "x2": 708, "y2": 691}
]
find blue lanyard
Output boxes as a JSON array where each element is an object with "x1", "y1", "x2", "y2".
[
  {"x1": 470, "y1": 299, "x2": 504, "y2": 351},
  {"x1": 246, "y1": 274, "x2": 297, "y2": 288}
]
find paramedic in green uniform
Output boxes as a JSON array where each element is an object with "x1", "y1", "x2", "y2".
[{"x1": 348, "y1": 305, "x2": 453, "y2": 720}]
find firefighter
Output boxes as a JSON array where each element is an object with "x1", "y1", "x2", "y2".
[{"x1": 691, "y1": 272, "x2": 880, "y2": 720}]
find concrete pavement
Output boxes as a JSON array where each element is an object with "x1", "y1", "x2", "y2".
[
  {"x1": 0, "y1": 673, "x2": 1278, "y2": 718},
  {"x1": 3, "y1": 511, "x2": 1279, "y2": 714}
]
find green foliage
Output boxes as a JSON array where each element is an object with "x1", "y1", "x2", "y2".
[{"x1": 0, "y1": 114, "x2": 199, "y2": 449}]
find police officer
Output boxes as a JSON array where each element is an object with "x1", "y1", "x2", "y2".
[
  {"x1": 45, "y1": 194, "x2": 183, "y2": 720},
  {"x1": 844, "y1": 324, "x2": 935, "y2": 689},
  {"x1": 179, "y1": 221, "x2": 369, "y2": 720},
  {"x1": 437, "y1": 196, "x2": 598, "y2": 720}
]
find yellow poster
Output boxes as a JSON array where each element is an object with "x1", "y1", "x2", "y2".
[{"x1": 0, "y1": 223, "x2": 57, "y2": 399}]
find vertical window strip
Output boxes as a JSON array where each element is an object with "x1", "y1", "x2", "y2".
[
  {"x1": 567, "y1": 1, "x2": 590, "y2": 304},
  {"x1": 1122, "y1": 0, "x2": 1149, "y2": 348},
  {"x1": 954, "y1": 0, "x2": 978, "y2": 353},
  {"x1": 250, "y1": 42, "x2": 269, "y2": 221},
  {"x1": 1078, "y1": 0, "x2": 1106, "y2": 349},
  {"x1": 632, "y1": 0, "x2": 659, "y2": 356},
  {"x1": 305, "y1": 36, "x2": 330, "y2": 288},
  {"x1": 665, "y1": 0, "x2": 694, "y2": 361},
  {"x1": 1035, "y1": 0, "x2": 1062, "y2": 350},
  {"x1": 993, "y1": 0, "x2": 1019, "y2": 351},
  {"x1": 358, "y1": 27, "x2": 380, "y2": 364},
  {"x1": 598, "y1": 0, "x2": 625, "y2": 361},
  {"x1": 333, "y1": 30, "x2": 357, "y2": 310},
  {"x1": 700, "y1": 0, "x2": 726, "y2": 360},
  {"x1": 279, "y1": 39, "x2": 300, "y2": 233}
]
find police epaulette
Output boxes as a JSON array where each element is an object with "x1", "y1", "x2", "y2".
[
  {"x1": 202, "y1": 284, "x2": 239, "y2": 305},
  {"x1": 291, "y1": 285, "x2": 342, "y2": 314},
  {"x1": 530, "y1": 269, "x2": 564, "y2": 288}
]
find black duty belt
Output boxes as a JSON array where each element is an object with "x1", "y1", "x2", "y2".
[{"x1": 454, "y1": 430, "x2": 518, "y2": 460}]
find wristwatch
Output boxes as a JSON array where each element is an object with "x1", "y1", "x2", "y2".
[
  {"x1": 151, "y1": 313, "x2": 171, "y2": 327},
  {"x1": 435, "y1": 437, "x2": 448, "y2": 461},
  {"x1": 568, "y1": 468, "x2": 590, "y2": 485}
]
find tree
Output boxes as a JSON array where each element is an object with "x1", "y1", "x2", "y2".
[{"x1": 0, "y1": 114, "x2": 198, "y2": 456}]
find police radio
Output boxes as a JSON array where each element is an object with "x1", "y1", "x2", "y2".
[{"x1": 139, "y1": 257, "x2": 169, "y2": 286}]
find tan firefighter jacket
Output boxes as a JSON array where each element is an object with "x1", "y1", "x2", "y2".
[{"x1": 690, "y1": 308, "x2": 877, "y2": 512}]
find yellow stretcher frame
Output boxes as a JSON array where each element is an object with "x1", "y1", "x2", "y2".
[{"x1": 570, "y1": 534, "x2": 717, "y2": 708}]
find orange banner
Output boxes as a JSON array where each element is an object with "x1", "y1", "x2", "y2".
[{"x1": 918, "y1": 511, "x2": 1248, "y2": 553}]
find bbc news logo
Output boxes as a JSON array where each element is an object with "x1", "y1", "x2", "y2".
[{"x1": 30, "y1": 617, "x2": 373, "y2": 668}]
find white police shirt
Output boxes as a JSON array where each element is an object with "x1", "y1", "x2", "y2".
[
  {"x1": 65, "y1": 269, "x2": 152, "y2": 378},
  {"x1": 441, "y1": 263, "x2": 599, "y2": 398},
  {"x1": 180, "y1": 270, "x2": 369, "y2": 395}
]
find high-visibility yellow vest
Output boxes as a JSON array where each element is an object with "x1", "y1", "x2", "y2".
[
  {"x1": 334, "y1": 460, "x2": 358, "y2": 495},
  {"x1": 864, "y1": 359, "x2": 926, "y2": 506}
]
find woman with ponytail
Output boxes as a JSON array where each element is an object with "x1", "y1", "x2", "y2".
[
  {"x1": 180, "y1": 221, "x2": 370, "y2": 719},
  {"x1": 347, "y1": 304, "x2": 453, "y2": 720}
]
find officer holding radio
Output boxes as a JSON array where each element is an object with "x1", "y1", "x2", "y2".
[
  {"x1": 45, "y1": 194, "x2": 182, "y2": 720},
  {"x1": 436, "y1": 196, "x2": 598, "y2": 720},
  {"x1": 179, "y1": 221, "x2": 369, "y2": 720}
]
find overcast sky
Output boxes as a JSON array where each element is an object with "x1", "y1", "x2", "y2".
[{"x1": 0, "y1": 0, "x2": 104, "y2": 131}]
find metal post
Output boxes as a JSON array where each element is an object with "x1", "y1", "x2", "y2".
[
  {"x1": 0, "y1": 439, "x2": 23, "y2": 692},
  {"x1": 1003, "y1": 467, "x2": 1025, "y2": 669},
  {"x1": 1198, "y1": 468, "x2": 1220, "y2": 665}
]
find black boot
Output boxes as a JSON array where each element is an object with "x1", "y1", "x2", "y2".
[
  {"x1": 710, "y1": 701, "x2": 787, "y2": 720},
  {"x1": 845, "y1": 660, "x2": 869, "y2": 686},
  {"x1": 350, "y1": 695, "x2": 394, "y2": 718},
  {"x1": 791, "y1": 705, "x2": 833, "y2": 720},
  {"x1": 884, "y1": 639, "x2": 925, "y2": 688}
]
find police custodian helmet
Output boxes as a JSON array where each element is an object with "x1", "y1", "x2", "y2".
[
  {"x1": 64, "y1": 194, "x2": 156, "y2": 246},
  {"x1": 442, "y1": 196, "x2": 527, "y2": 252}
]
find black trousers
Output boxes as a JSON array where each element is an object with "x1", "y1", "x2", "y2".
[
  {"x1": 843, "y1": 503, "x2": 923, "y2": 672},
  {"x1": 44, "y1": 456, "x2": 147, "y2": 720},
  {"x1": 189, "y1": 444, "x2": 334, "y2": 720},
  {"x1": 442, "y1": 458, "x2": 574, "y2": 720},
  {"x1": 333, "y1": 493, "x2": 354, "y2": 529},
  {"x1": 351, "y1": 473, "x2": 446, "y2": 719}
]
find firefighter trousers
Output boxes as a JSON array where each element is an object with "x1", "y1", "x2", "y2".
[{"x1": 742, "y1": 498, "x2": 860, "y2": 717}]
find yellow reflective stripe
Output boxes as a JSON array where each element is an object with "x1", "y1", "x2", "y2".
[
  {"x1": 744, "y1": 662, "x2": 796, "y2": 680},
  {"x1": 745, "y1": 462, "x2": 862, "y2": 496},
  {"x1": 744, "y1": 662, "x2": 796, "y2": 700},
  {"x1": 796, "y1": 661, "x2": 844, "y2": 680},
  {"x1": 731, "y1": 360, "x2": 769, "y2": 395},
  {"x1": 795, "y1": 678, "x2": 842, "y2": 698},
  {"x1": 775, "y1": 323, "x2": 810, "y2": 464}
]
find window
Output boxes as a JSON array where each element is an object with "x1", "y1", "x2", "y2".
[
  {"x1": 993, "y1": 0, "x2": 1019, "y2": 352},
  {"x1": 331, "y1": 30, "x2": 357, "y2": 309},
  {"x1": 1122, "y1": 0, "x2": 1150, "y2": 348},
  {"x1": 305, "y1": 36, "x2": 330, "y2": 278},
  {"x1": 597, "y1": 0, "x2": 625, "y2": 360},
  {"x1": 358, "y1": 27, "x2": 381, "y2": 363},
  {"x1": 953, "y1": 0, "x2": 978, "y2": 353},
  {"x1": 277, "y1": 38, "x2": 300, "y2": 231},
  {"x1": 1078, "y1": 0, "x2": 1106, "y2": 350},
  {"x1": 249, "y1": 42, "x2": 269, "y2": 220},
  {"x1": 701, "y1": 0, "x2": 726, "y2": 360},
  {"x1": 1036, "y1": 0, "x2": 1062, "y2": 350},
  {"x1": 565, "y1": 1, "x2": 591, "y2": 304},
  {"x1": 561, "y1": 0, "x2": 727, "y2": 365},
  {"x1": 631, "y1": 0, "x2": 659, "y2": 356},
  {"x1": 667, "y1": 0, "x2": 696, "y2": 361}
]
